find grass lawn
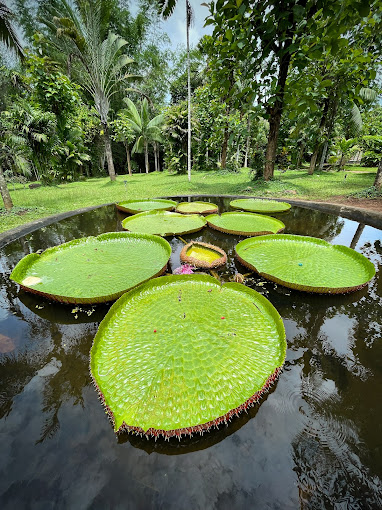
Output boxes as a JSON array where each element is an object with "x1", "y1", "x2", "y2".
[{"x1": 0, "y1": 166, "x2": 377, "y2": 234}]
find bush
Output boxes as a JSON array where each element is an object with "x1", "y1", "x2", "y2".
[
  {"x1": 360, "y1": 135, "x2": 382, "y2": 167},
  {"x1": 349, "y1": 186, "x2": 382, "y2": 199}
]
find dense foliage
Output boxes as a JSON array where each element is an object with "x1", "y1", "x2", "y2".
[{"x1": 1, "y1": 0, "x2": 382, "y2": 210}]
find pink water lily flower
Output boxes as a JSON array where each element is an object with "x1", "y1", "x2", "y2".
[{"x1": 173, "y1": 264, "x2": 195, "y2": 275}]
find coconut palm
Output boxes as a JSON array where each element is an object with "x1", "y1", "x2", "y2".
[
  {"x1": 42, "y1": 0, "x2": 136, "y2": 181},
  {"x1": 124, "y1": 98, "x2": 164, "y2": 174},
  {"x1": 158, "y1": 0, "x2": 194, "y2": 182},
  {"x1": 0, "y1": 1, "x2": 23, "y2": 59}
]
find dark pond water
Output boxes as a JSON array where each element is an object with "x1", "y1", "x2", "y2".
[{"x1": 0, "y1": 196, "x2": 381, "y2": 509}]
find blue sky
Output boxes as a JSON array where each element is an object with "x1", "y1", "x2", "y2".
[
  {"x1": 2, "y1": 0, "x2": 212, "y2": 63},
  {"x1": 131, "y1": 1, "x2": 212, "y2": 48}
]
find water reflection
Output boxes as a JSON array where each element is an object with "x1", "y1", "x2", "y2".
[{"x1": 0, "y1": 197, "x2": 381, "y2": 508}]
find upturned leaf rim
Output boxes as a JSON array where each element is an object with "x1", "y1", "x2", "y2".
[
  {"x1": 206, "y1": 211, "x2": 285, "y2": 236},
  {"x1": 10, "y1": 232, "x2": 172, "y2": 304},
  {"x1": 90, "y1": 274, "x2": 286, "y2": 439},
  {"x1": 121, "y1": 210, "x2": 207, "y2": 236},
  {"x1": 176, "y1": 201, "x2": 219, "y2": 215},
  {"x1": 230, "y1": 198, "x2": 291, "y2": 213},
  {"x1": 235, "y1": 234, "x2": 376, "y2": 294},
  {"x1": 116, "y1": 198, "x2": 177, "y2": 214}
]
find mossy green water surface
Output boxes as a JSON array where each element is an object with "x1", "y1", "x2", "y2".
[
  {"x1": 122, "y1": 210, "x2": 207, "y2": 236},
  {"x1": 90, "y1": 274, "x2": 286, "y2": 435},
  {"x1": 10, "y1": 232, "x2": 171, "y2": 303},
  {"x1": 236, "y1": 234, "x2": 376, "y2": 293}
]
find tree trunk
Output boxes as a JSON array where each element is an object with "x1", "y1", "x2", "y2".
[
  {"x1": 124, "y1": 143, "x2": 132, "y2": 176},
  {"x1": 221, "y1": 125, "x2": 229, "y2": 168},
  {"x1": 0, "y1": 166, "x2": 13, "y2": 211},
  {"x1": 186, "y1": 2, "x2": 192, "y2": 182},
  {"x1": 244, "y1": 116, "x2": 250, "y2": 167},
  {"x1": 374, "y1": 157, "x2": 382, "y2": 189},
  {"x1": 102, "y1": 123, "x2": 116, "y2": 181},
  {"x1": 144, "y1": 140, "x2": 149, "y2": 174},
  {"x1": 308, "y1": 149, "x2": 320, "y2": 175},
  {"x1": 264, "y1": 51, "x2": 291, "y2": 180},
  {"x1": 309, "y1": 98, "x2": 330, "y2": 175},
  {"x1": 350, "y1": 223, "x2": 365, "y2": 249},
  {"x1": 296, "y1": 141, "x2": 305, "y2": 169},
  {"x1": 318, "y1": 140, "x2": 329, "y2": 171},
  {"x1": 338, "y1": 154, "x2": 346, "y2": 171},
  {"x1": 154, "y1": 142, "x2": 159, "y2": 172}
]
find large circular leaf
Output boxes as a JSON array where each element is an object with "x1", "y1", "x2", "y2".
[
  {"x1": 230, "y1": 198, "x2": 291, "y2": 213},
  {"x1": 10, "y1": 232, "x2": 172, "y2": 304},
  {"x1": 122, "y1": 210, "x2": 207, "y2": 236},
  {"x1": 176, "y1": 201, "x2": 218, "y2": 214},
  {"x1": 116, "y1": 198, "x2": 177, "y2": 214},
  {"x1": 236, "y1": 234, "x2": 376, "y2": 293},
  {"x1": 206, "y1": 212, "x2": 285, "y2": 236},
  {"x1": 90, "y1": 274, "x2": 286, "y2": 438}
]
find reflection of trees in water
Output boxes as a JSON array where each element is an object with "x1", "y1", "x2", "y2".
[
  {"x1": 0, "y1": 352, "x2": 42, "y2": 420},
  {"x1": 278, "y1": 239, "x2": 382, "y2": 507},
  {"x1": 1, "y1": 240, "x2": 98, "y2": 441},
  {"x1": 284, "y1": 207, "x2": 344, "y2": 240},
  {"x1": 0, "y1": 319, "x2": 96, "y2": 442},
  {"x1": 35, "y1": 322, "x2": 96, "y2": 444}
]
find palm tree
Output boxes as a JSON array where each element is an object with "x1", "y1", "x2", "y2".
[
  {"x1": 0, "y1": 1, "x2": 23, "y2": 59},
  {"x1": 42, "y1": 0, "x2": 136, "y2": 181},
  {"x1": 158, "y1": 0, "x2": 193, "y2": 182},
  {"x1": 124, "y1": 98, "x2": 164, "y2": 174}
]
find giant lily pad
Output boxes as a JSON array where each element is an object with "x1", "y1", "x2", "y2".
[
  {"x1": 176, "y1": 201, "x2": 218, "y2": 214},
  {"x1": 10, "y1": 232, "x2": 171, "y2": 304},
  {"x1": 230, "y1": 198, "x2": 291, "y2": 213},
  {"x1": 116, "y1": 198, "x2": 177, "y2": 214},
  {"x1": 180, "y1": 241, "x2": 227, "y2": 269},
  {"x1": 236, "y1": 234, "x2": 376, "y2": 294},
  {"x1": 206, "y1": 212, "x2": 285, "y2": 236},
  {"x1": 122, "y1": 210, "x2": 207, "y2": 236},
  {"x1": 90, "y1": 274, "x2": 286, "y2": 438}
]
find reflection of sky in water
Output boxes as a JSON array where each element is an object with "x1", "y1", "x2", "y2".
[
  {"x1": 331, "y1": 218, "x2": 381, "y2": 248},
  {"x1": 321, "y1": 314, "x2": 356, "y2": 359}
]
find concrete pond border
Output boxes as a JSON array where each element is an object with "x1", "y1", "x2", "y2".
[{"x1": 1, "y1": 196, "x2": 381, "y2": 250}]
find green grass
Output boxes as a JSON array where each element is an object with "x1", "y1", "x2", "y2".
[{"x1": 0, "y1": 166, "x2": 377, "y2": 234}]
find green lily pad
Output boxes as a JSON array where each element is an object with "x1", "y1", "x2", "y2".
[
  {"x1": 122, "y1": 210, "x2": 207, "y2": 236},
  {"x1": 90, "y1": 274, "x2": 286, "y2": 438},
  {"x1": 176, "y1": 201, "x2": 218, "y2": 214},
  {"x1": 230, "y1": 198, "x2": 291, "y2": 213},
  {"x1": 116, "y1": 198, "x2": 177, "y2": 214},
  {"x1": 10, "y1": 232, "x2": 171, "y2": 304},
  {"x1": 206, "y1": 212, "x2": 285, "y2": 236},
  {"x1": 236, "y1": 234, "x2": 376, "y2": 293}
]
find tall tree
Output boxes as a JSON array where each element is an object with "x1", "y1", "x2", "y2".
[
  {"x1": 207, "y1": 0, "x2": 379, "y2": 180},
  {"x1": 158, "y1": 0, "x2": 194, "y2": 182},
  {"x1": 40, "y1": 0, "x2": 136, "y2": 181}
]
